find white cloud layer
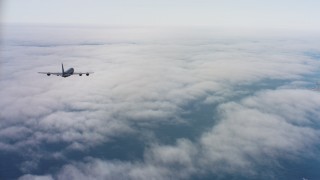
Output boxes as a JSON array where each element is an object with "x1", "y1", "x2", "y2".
[
  {"x1": 20, "y1": 89, "x2": 320, "y2": 180},
  {"x1": 1, "y1": 25, "x2": 320, "y2": 179}
]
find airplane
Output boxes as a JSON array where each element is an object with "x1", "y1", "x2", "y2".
[{"x1": 38, "y1": 63, "x2": 93, "y2": 78}]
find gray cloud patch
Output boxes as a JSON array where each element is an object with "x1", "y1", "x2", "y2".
[
  {"x1": 1, "y1": 25, "x2": 320, "y2": 179},
  {"x1": 199, "y1": 89, "x2": 320, "y2": 174}
]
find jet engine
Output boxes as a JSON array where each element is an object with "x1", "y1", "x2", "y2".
[
  {"x1": 47, "y1": 73, "x2": 51, "y2": 76},
  {"x1": 86, "y1": 73, "x2": 89, "y2": 76}
]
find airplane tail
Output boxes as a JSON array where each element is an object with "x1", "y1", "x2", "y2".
[{"x1": 62, "y1": 63, "x2": 65, "y2": 75}]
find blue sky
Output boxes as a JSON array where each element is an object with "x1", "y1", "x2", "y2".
[{"x1": 2, "y1": 0, "x2": 320, "y2": 30}]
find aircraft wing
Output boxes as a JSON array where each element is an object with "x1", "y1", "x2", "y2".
[
  {"x1": 72, "y1": 72, "x2": 94, "y2": 75},
  {"x1": 38, "y1": 72, "x2": 63, "y2": 75}
]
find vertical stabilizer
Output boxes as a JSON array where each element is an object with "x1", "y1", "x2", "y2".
[{"x1": 62, "y1": 63, "x2": 65, "y2": 75}]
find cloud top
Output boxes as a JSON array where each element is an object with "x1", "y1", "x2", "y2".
[{"x1": 1, "y1": 25, "x2": 320, "y2": 179}]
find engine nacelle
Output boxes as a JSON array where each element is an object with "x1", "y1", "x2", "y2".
[
  {"x1": 86, "y1": 73, "x2": 89, "y2": 76},
  {"x1": 47, "y1": 73, "x2": 51, "y2": 76},
  {"x1": 79, "y1": 74, "x2": 82, "y2": 76}
]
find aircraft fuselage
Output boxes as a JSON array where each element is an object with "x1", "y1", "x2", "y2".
[{"x1": 63, "y1": 68, "x2": 74, "y2": 77}]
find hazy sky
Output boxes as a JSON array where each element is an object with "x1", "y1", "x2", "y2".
[{"x1": 2, "y1": 0, "x2": 320, "y2": 30}]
